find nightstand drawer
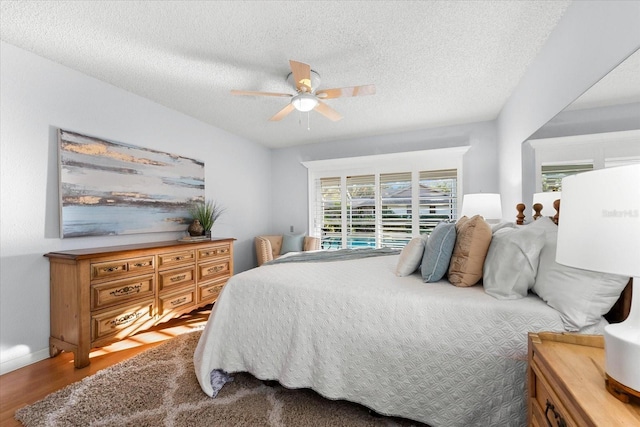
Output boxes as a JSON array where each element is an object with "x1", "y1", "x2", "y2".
[
  {"x1": 158, "y1": 266, "x2": 195, "y2": 292},
  {"x1": 157, "y1": 249, "x2": 195, "y2": 269},
  {"x1": 91, "y1": 274, "x2": 155, "y2": 309},
  {"x1": 91, "y1": 256, "x2": 154, "y2": 280},
  {"x1": 532, "y1": 366, "x2": 575, "y2": 427}
]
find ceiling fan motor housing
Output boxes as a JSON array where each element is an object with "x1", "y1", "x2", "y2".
[{"x1": 286, "y1": 70, "x2": 321, "y2": 93}]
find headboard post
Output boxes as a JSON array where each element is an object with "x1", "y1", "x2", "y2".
[
  {"x1": 553, "y1": 199, "x2": 560, "y2": 225},
  {"x1": 533, "y1": 203, "x2": 543, "y2": 220},
  {"x1": 516, "y1": 203, "x2": 525, "y2": 225}
]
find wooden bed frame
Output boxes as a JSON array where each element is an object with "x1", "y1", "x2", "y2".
[{"x1": 515, "y1": 199, "x2": 632, "y2": 325}]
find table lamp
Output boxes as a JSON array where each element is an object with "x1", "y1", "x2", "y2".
[
  {"x1": 459, "y1": 193, "x2": 502, "y2": 223},
  {"x1": 556, "y1": 164, "x2": 639, "y2": 400}
]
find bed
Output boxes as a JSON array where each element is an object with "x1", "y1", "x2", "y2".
[{"x1": 193, "y1": 207, "x2": 631, "y2": 427}]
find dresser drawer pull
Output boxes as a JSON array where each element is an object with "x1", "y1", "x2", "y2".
[
  {"x1": 103, "y1": 266, "x2": 124, "y2": 273},
  {"x1": 207, "y1": 265, "x2": 225, "y2": 274},
  {"x1": 109, "y1": 310, "x2": 145, "y2": 328},
  {"x1": 170, "y1": 297, "x2": 187, "y2": 306},
  {"x1": 172, "y1": 256, "x2": 185, "y2": 261},
  {"x1": 202, "y1": 251, "x2": 213, "y2": 256},
  {"x1": 206, "y1": 286, "x2": 221, "y2": 295},
  {"x1": 110, "y1": 284, "x2": 141, "y2": 297},
  {"x1": 218, "y1": 248, "x2": 229, "y2": 254},
  {"x1": 133, "y1": 261, "x2": 150, "y2": 267},
  {"x1": 170, "y1": 274, "x2": 187, "y2": 282},
  {"x1": 545, "y1": 400, "x2": 567, "y2": 427}
]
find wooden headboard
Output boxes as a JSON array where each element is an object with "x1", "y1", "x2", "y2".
[{"x1": 515, "y1": 199, "x2": 632, "y2": 324}]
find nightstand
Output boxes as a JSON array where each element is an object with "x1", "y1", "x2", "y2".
[{"x1": 528, "y1": 332, "x2": 640, "y2": 427}]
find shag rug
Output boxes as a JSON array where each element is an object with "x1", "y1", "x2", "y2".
[{"x1": 15, "y1": 331, "x2": 426, "y2": 426}]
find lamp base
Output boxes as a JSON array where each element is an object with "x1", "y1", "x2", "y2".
[
  {"x1": 603, "y1": 279, "x2": 640, "y2": 403},
  {"x1": 606, "y1": 373, "x2": 640, "y2": 403}
]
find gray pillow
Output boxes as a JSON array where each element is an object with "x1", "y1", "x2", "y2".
[
  {"x1": 395, "y1": 235, "x2": 427, "y2": 277},
  {"x1": 280, "y1": 233, "x2": 305, "y2": 255},
  {"x1": 421, "y1": 221, "x2": 457, "y2": 282},
  {"x1": 483, "y1": 224, "x2": 546, "y2": 299},
  {"x1": 531, "y1": 217, "x2": 630, "y2": 331}
]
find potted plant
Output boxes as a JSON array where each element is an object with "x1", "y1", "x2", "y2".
[{"x1": 188, "y1": 200, "x2": 225, "y2": 238}]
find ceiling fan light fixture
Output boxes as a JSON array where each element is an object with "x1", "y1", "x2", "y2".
[{"x1": 291, "y1": 93, "x2": 318, "y2": 112}]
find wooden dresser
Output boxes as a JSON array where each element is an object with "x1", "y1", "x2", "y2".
[
  {"x1": 528, "y1": 332, "x2": 640, "y2": 427},
  {"x1": 45, "y1": 238, "x2": 234, "y2": 368}
]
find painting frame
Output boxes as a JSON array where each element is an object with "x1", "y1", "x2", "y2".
[{"x1": 57, "y1": 129, "x2": 204, "y2": 238}]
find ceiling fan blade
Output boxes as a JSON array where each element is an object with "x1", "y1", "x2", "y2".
[
  {"x1": 316, "y1": 84, "x2": 376, "y2": 99},
  {"x1": 289, "y1": 60, "x2": 312, "y2": 92},
  {"x1": 314, "y1": 101, "x2": 343, "y2": 121},
  {"x1": 231, "y1": 90, "x2": 292, "y2": 98},
  {"x1": 269, "y1": 103, "x2": 296, "y2": 121}
]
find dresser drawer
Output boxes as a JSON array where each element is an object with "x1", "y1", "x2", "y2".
[
  {"x1": 198, "y1": 243, "x2": 230, "y2": 261},
  {"x1": 91, "y1": 299, "x2": 154, "y2": 340},
  {"x1": 91, "y1": 256, "x2": 154, "y2": 280},
  {"x1": 91, "y1": 274, "x2": 155, "y2": 310},
  {"x1": 158, "y1": 288, "x2": 196, "y2": 316},
  {"x1": 157, "y1": 249, "x2": 195, "y2": 270},
  {"x1": 158, "y1": 266, "x2": 195, "y2": 292},
  {"x1": 198, "y1": 278, "x2": 226, "y2": 303},
  {"x1": 198, "y1": 260, "x2": 230, "y2": 282}
]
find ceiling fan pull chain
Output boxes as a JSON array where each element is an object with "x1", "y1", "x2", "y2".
[{"x1": 307, "y1": 112, "x2": 311, "y2": 131}]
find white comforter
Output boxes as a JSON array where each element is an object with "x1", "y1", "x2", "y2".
[{"x1": 194, "y1": 254, "x2": 573, "y2": 426}]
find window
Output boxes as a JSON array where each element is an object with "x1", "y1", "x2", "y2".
[
  {"x1": 528, "y1": 130, "x2": 640, "y2": 193},
  {"x1": 541, "y1": 163, "x2": 593, "y2": 192},
  {"x1": 305, "y1": 149, "x2": 467, "y2": 250}
]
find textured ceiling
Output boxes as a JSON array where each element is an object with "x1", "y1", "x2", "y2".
[{"x1": 3, "y1": 0, "x2": 630, "y2": 149}]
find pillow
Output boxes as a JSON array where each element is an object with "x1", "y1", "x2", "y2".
[
  {"x1": 395, "y1": 236, "x2": 427, "y2": 277},
  {"x1": 491, "y1": 221, "x2": 517, "y2": 234},
  {"x1": 482, "y1": 225, "x2": 546, "y2": 299},
  {"x1": 531, "y1": 217, "x2": 630, "y2": 331},
  {"x1": 421, "y1": 221, "x2": 456, "y2": 282},
  {"x1": 280, "y1": 233, "x2": 305, "y2": 255},
  {"x1": 448, "y1": 215, "x2": 492, "y2": 287}
]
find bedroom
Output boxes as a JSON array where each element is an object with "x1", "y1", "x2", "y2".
[{"x1": 1, "y1": 1, "x2": 639, "y2": 425}]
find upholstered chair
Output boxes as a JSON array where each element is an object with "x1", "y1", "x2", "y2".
[{"x1": 255, "y1": 235, "x2": 321, "y2": 266}]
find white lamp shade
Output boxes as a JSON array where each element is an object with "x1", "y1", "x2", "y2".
[
  {"x1": 532, "y1": 191, "x2": 561, "y2": 217},
  {"x1": 459, "y1": 193, "x2": 502, "y2": 221},
  {"x1": 556, "y1": 165, "x2": 640, "y2": 278}
]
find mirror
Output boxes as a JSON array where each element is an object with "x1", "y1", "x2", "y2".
[{"x1": 521, "y1": 48, "x2": 640, "y2": 220}]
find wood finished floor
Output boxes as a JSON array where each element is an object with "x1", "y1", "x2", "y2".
[{"x1": 0, "y1": 308, "x2": 211, "y2": 427}]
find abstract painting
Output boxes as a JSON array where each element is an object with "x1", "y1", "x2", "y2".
[{"x1": 58, "y1": 129, "x2": 204, "y2": 238}]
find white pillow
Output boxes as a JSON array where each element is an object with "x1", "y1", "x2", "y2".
[
  {"x1": 483, "y1": 224, "x2": 546, "y2": 299},
  {"x1": 395, "y1": 236, "x2": 427, "y2": 276},
  {"x1": 531, "y1": 217, "x2": 630, "y2": 331}
]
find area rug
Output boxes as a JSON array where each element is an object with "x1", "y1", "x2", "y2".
[{"x1": 15, "y1": 331, "x2": 426, "y2": 426}]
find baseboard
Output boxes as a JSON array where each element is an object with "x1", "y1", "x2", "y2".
[{"x1": 0, "y1": 347, "x2": 50, "y2": 375}]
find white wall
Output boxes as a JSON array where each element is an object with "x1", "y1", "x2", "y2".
[
  {"x1": 496, "y1": 0, "x2": 640, "y2": 216},
  {"x1": 0, "y1": 42, "x2": 272, "y2": 373},
  {"x1": 270, "y1": 120, "x2": 499, "y2": 235}
]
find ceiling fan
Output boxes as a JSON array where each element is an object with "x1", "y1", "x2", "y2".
[{"x1": 231, "y1": 60, "x2": 375, "y2": 122}]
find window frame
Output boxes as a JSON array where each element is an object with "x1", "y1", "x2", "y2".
[{"x1": 303, "y1": 147, "x2": 469, "y2": 248}]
